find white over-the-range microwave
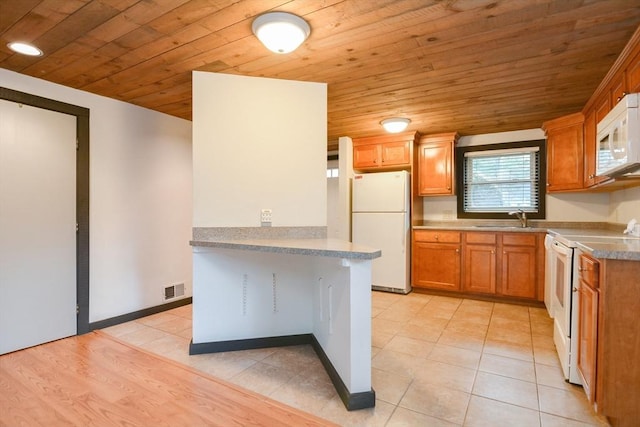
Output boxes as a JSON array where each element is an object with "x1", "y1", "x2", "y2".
[{"x1": 596, "y1": 92, "x2": 640, "y2": 177}]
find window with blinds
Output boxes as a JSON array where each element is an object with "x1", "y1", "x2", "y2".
[{"x1": 456, "y1": 140, "x2": 546, "y2": 219}]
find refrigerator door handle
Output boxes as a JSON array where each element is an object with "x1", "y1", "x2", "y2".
[{"x1": 402, "y1": 214, "x2": 409, "y2": 252}]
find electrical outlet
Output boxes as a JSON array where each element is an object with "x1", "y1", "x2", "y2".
[{"x1": 260, "y1": 209, "x2": 272, "y2": 227}]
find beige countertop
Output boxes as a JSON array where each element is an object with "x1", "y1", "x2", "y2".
[
  {"x1": 190, "y1": 227, "x2": 381, "y2": 260},
  {"x1": 190, "y1": 237, "x2": 382, "y2": 260},
  {"x1": 412, "y1": 221, "x2": 639, "y2": 261}
]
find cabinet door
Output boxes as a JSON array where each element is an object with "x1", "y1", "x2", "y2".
[
  {"x1": 413, "y1": 242, "x2": 460, "y2": 291},
  {"x1": 381, "y1": 140, "x2": 410, "y2": 167},
  {"x1": 353, "y1": 144, "x2": 380, "y2": 169},
  {"x1": 595, "y1": 92, "x2": 611, "y2": 124},
  {"x1": 627, "y1": 50, "x2": 640, "y2": 93},
  {"x1": 463, "y1": 244, "x2": 496, "y2": 294},
  {"x1": 501, "y1": 245, "x2": 536, "y2": 299},
  {"x1": 583, "y1": 109, "x2": 598, "y2": 188},
  {"x1": 609, "y1": 74, "x2": 627, "y2": 107},
  {"x1": 546, "y1": 120, "x2": 584, "y2": 192},
  {"x1": 418, "y1": 141, "x2": 453, "y2": 195},
  {"x1": 578, "y1": 280, "x2": 598, "y2": 403}
]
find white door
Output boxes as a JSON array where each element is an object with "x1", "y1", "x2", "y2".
[
  {"x1": 352, "y1": 212, "x2": 409, "y2": 292},
  {"x1": 0, "y1": 100, "x2": 77, "y2": 355}
]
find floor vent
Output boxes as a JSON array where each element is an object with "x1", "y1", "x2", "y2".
[{"x1": 164, "y1": 283, "x2": 185, "y2": 300}]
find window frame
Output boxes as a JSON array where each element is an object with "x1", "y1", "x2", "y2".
[{"x1": 455, "y1": 140, "x2": 546, "y2": 220}]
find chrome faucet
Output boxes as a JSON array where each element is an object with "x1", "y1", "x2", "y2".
[{"x1": 509, "y1": 209, "x2": 528, "y2": 228}]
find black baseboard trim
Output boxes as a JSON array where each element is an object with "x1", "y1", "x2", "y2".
[
  {"x1": 89, "y1": 297, "x2": 192, "y2": 331},
  {"x1": 310, "y1": 335, "x2": 376, "y2": 411},
  {"x1": 189, "y1": 334, "x2": 312, "y2": 354},
  {"x1": 189, "y1": 333, "x2": 375, "y2": 411}
]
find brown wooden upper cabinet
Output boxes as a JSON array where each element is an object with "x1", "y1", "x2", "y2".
[
  {"x1": 627, "y1": 49, "x2": 640, "y2": 93},
  {"x1": 417, "y1": 132, "x2": 459, "y2": 196},
  {"x1": 352, "y1": 131, "x2": 418, "y2": 171},
  {"x1": 583, "y1": 90, "x2": 612, "y2": 188},
  {"x1": 542, "y1": 113, "x2": 584, "y2": 192},
  {"x1": 543, "y1": 28, "x2": 639, "y2": 192}
]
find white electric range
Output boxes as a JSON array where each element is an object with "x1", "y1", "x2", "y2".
[{"x1": 546, "y1": 229, "x2": 640, "y2": 384}]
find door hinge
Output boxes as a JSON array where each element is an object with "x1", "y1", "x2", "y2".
[
  {"x1": 76, "y1": 139, "x2": 79, "y2": 151},
  {"x1": 76, "y1": 304, "x2": 80, "y2": 314},
  {"x1": 76, "y1": 223, "x2": 79, "y2": 232}
]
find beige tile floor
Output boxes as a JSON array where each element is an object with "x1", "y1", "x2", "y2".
[{"x1": 102, "y1": 292, "x2": 610, "y2": 426}]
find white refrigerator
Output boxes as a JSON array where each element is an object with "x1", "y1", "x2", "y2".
[{"x1": 352, "y1": 170, "x2": 411, "y2": 294}]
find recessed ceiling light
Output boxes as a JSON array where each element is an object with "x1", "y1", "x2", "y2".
[{"x1": 7, "y1": 42, "x2": 43, "y2": 56}]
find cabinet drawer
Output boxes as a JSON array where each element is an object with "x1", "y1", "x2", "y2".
[
  {"x1": 414, "y1": 230, "x2": 461, "y2": 243},
  {"x1": 579, "y1": 254, "x2": 599, "y2": 289},
  {"x1": 465, "y1": 232, "x2": 496, "y2": 245},
  {"x1": 502, "y1": 233, "x2": 536, "y2": 246}
]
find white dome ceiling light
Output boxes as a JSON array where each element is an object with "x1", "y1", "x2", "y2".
[
  {"x1": 7, "y1": 42, "x2": 43, "y2": 56},
  {"x1": 252, "y1": 12, "x2": 310, "y2": 54},
  {"x1": 380, "y1": 117, "x2": 411, "y2": 133}
]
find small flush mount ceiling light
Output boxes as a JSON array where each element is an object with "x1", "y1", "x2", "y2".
[
  {"x1": 7, "y1": 42, "x2": 43, "y2": 56},
  {"x1": 381, "y1": 117, "x2": 411, "y2": 133},
  {"x1": 252, "y1": 12, "x2": 310, "y2": 54}
]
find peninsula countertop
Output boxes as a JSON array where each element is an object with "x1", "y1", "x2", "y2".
[{"x1": 190, "y1": 237, "x2": 382, "y2": 260}]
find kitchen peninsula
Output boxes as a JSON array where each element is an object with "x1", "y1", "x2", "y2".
[{"x1": 189, "y1": 227, "x2": 380, "y2": 410}]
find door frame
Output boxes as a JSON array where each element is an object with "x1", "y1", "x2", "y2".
[{"x1": 1, "y1": 87, "x2": 90, "y2": 334}]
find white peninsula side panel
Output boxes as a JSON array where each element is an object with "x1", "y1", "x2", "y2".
[{"x1": 192, "y1": 246, "x2": 373, "y2": 396}]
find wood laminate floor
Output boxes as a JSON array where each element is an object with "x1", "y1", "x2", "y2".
[
  {"x1": 1, "y1": 292, "x2": 611, "y2": 426},
  {"x1": 0, "y1": 330, "x2": 336, "y2": 426}
]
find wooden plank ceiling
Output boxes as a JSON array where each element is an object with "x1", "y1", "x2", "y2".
[{"x1": 1, "y1": 0, "x2": 639, "y2": 149}]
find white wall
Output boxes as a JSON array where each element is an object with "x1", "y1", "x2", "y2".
[
  {"x1": 327, "y1": 158, "x2": 340, "y2": 238},
  {"x1": 609, "y1": 186, "x2": 640, "y2": 225},
  {"x1": 192, "y1": 72, "x2": 327, "y2": 227},
  {"x1": 420, "y1": 128, "x2": 627, "y2": 223},
  {"x1": 0, "y1": 69, "x2": 193, "y2": 323},
  {"x1": 338, "y1": 136, "x2": 354, "y2": 241}
]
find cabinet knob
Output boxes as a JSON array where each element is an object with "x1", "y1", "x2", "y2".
[
  {"x1": 546, "y1": 183, "x2": 550, "y2": 187},
  {"x1": 447, "y1": 186, "x2": 451, "y2": 190},
  {"x1": 491, "y1": 250, "x2": 495, "y2": 254},
  {"x1": 616, "y1": 92, "x2": 628, "y2": 103},
  {"x1": 573, "y1": 287, "x2": 578, "y2": 293},
  {"x1": 455, "y1": 249, "x2": 459, "y2": 253}
]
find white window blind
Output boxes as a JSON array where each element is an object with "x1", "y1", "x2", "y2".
[{"x1": 463, "y1": 146, "x2": 540, "y2": 213}]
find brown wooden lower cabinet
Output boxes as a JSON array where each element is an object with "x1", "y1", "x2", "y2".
[
  {"x1": 463, "y1": 244, "x2": 496, "y2": 294},
  {"x1": 463, "y1": 232, "x2": 497, "y2": 294},
  {"x1": 412, "y1": 230, "x2": 461, "y2": 291},
  {"x1": 501, "y1": 243, "x2": 537, "y2": 299},
  {"x1": 577, "y1": 253, "x2": 598, "y2": 404},
  {"x1": 413, "y1": 229, "x2": 543, "y2": 302},
  {"x1": 580, "y1": 256, "x2": 640, "y2": 427}
]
